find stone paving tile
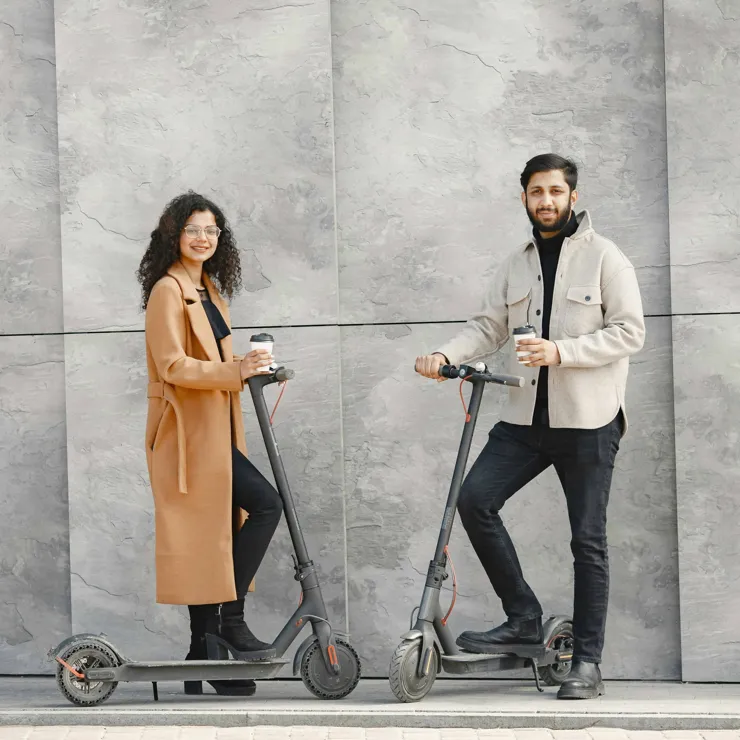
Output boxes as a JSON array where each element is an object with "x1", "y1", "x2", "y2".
[
  {"x1": 141, "y1": 730, "x2": 181, "y2": 740},
  {"x1": 215, "y1": 730, "x2": 248, "y2": 740},
  {"x1": 0, "y1": 731, "x2": 31, "y2": 740},
  {"x1": 363, "y1": 730, "x2": 404, "y2": 740},
  {"x1": 94, "y1": 731, "x2": 143, "y2": 740},
  {"x1": 327, "y1": 730, "x2": 366, "y2": 740},
  {"x1": 26, "y1": 730, "x2": 72, "y2": 740},
  {"x1": 246, "y1": 730, "x2": 287, "y2": 740},
  {"x1": 587, "y1": 731, "x2": 633, "y2": 740},
  {"x1": 173, "y1": 731, "x2": 217, "y2": 740},
  {"x1": 0, "y1": 730, "x2": 31, "y2": 740}
]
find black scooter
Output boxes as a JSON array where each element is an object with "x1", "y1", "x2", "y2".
[
  {"x1": 389, "y1": 362, "x2": 574, "y2": 703},
  {"x1": 50, "y1": 367, "x2": 361, "y2": 706}
]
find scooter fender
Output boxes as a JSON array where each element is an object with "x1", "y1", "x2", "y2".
[
  {"x1": 542, "y1": 615, "x2": 572, "y2": 646},
  {"x1": 47, "y1": 633, "x2": 127, "y2": 664},
  {"x1": 292, "y1": 631, "x2": 349, "y2": 676},
  {"x1": 399, "y1": 626, "x2": 439, "y2": 679}
]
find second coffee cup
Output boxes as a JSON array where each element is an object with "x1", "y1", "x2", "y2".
[{"x1": 512, "y1": 324, "x2": 536, "y2": 365}]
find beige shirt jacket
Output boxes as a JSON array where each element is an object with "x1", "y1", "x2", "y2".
[{"x1": 435, "y1": 210, "x2": 646, "y2": 435}]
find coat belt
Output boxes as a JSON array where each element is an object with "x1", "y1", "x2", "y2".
[{"x1": 147, "y1": 381, "x2": 188, "y2": 494}]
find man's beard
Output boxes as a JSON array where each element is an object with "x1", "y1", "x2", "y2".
[{"x1": 525, "y1": 198, "x2": 572, "y2": 234}]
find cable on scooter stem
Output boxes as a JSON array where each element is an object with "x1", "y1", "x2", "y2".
[
  {"x1": 270, "y1": 381, "x2": 287, "y2": 424},
  {"x1": 441, "y1": 545, "x2": 458, "y2": 625},
  {"x1": 268, "y1": 367, "x2": 295, "y2": 424},
  {"x1": 459, "y1": 380, "x2": 471, "y2": 422}
]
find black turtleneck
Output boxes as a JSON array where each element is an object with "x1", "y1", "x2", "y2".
[
  {"x1": 533, "y1": 211, "x2": 579, "y2": 407},
  {"x1": 197, "y1": 288, "x2": 231, "y2": 361}
]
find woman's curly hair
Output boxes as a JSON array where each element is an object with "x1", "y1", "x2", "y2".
[{"x1": 136, "y1": 191, "x2": 242, "y2": 309}]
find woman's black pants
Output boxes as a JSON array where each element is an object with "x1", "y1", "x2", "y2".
[{"x1": 189, "y1": 445, "x2": 283, "y2": 624}]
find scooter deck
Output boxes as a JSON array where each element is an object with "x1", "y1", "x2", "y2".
[
  {"x1": 86, "y1": 658, "x2": 290, "y2": 683},
  {"x1": 456, "y1": 641, "x2": 550, "y2": 658},
  {"x1": 441, "y1": 652, "x2": 531, "y2": 675}
]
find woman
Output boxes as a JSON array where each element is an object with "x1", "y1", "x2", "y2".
[{"x1": 137, "y1": 191, "x2": 283, "y2": 697}]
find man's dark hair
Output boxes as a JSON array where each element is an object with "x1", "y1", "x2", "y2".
[{"x1": 520, "y1": 154, "x2": 578, "y2": 193}]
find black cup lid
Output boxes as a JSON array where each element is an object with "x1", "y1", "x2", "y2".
[
  {"x1": 512, "y1": 325, "x2": 536, "y2": 335},
  {"x1": 250, "y1": 333, "x2": 274, "y2": 342}
]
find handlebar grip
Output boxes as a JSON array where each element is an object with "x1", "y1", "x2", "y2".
[
  {"x1": 274, "y1": 367, "x2": 295, "y2": 381},
  {"x1": 487, "y1": 374, "x2": 525, "y2": 388},
  {"x1": 438, "y1": 365, "x2": 459, "y2": 379}
]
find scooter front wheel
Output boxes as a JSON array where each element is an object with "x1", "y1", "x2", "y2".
[
  {"x1": 300, "y1": 637, "x2": 361, "y2": 700},
  {"x1": 389, "y1": 639, "x2": 438, "y2": 703},
  {"x1": 55, "y1": 639, "x2": 120, "y2": 707}
]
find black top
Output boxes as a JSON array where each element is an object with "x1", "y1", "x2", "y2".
[
  {"x1": 197, "y1": 288, "x2": 231, "y2": 361},
  {"x1": 533, "y1": 212, "x2": 579, "y2": 407}
]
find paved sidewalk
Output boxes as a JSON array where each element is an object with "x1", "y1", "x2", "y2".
[
  {"x1": 1, "y1": 679, "x2": 740, "y2": 731},
  {"x1": 1, "y1": 729, "x2": 740, "y2": 739}
]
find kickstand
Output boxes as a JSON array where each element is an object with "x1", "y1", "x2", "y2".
[
  {"x1": 152, "y1": 682, "x2": 159, "y2": 702},
  {"x1": 529, "y1": 659, "x2": 543, "y2": 692}
]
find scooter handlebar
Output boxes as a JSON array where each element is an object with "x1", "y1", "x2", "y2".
[
  {"x1": 484, "y1": 373, "x2": 525, "y2": 388},
  {"x1": 274, "y1": 367, "x2": 295, "y2": 382},
  {"x1": 439, "y1": 364, "x2": 524, "y2": 387}
]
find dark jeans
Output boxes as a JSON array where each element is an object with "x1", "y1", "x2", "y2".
[{"x1": 457, "y1": 408, "x2": 622, "y2": 663}]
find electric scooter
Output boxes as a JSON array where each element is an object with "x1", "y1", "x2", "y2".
[
  {"x1": 389, "y1": 362, "x2": 574, "y2": 703},
  {"x1": 49, "y1": 366, "x2": 361, "y2": 706}
]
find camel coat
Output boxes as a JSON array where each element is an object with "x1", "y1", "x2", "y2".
[{"x1": 144, "y1": 261, "x2": 252, "y2": 605}]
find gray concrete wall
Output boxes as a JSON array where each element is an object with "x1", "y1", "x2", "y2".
[
  {"x1": 0, "y1": 0, "x2": 736, "y2": 681},
  {"x1": 664, "y1": 0, "x2": 740, "y2": 683},
  {"x1": 0, "y1": 0, "x2": 70, "y2": 673}
]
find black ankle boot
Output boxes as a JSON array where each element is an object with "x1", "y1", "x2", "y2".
[
  {"x1": 185, "y1": 605, "x2": 256, "y2": 697},
  {"x1": 219, "y1": 598, "x2": 274, "y2": 654},
  {"x1": 456, "y1": 617, "x2": 544, "y2": 653},
  {"x1": 557, "y1": 660, "x2": 604, "y2": 699}
]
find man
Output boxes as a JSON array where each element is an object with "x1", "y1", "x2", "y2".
[{"x1": 415, "y1": 154, "x2": 645, "y2": 699}]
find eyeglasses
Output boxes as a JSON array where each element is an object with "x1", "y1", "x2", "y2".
[{"x1": 183, "y1": 225, "x2": 221, "y2": 240}]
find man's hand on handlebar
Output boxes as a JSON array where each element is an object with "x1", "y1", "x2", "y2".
[{"x1": 414, "y1": 353, "x2": 448, "y2": 382}]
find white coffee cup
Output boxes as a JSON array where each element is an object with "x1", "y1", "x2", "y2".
[
  {"x1": 250, "y1": 332, "x2": 276, "y2": 373},
  {"x1": 513, "y1": 324, "x2": 536, "y2": 364}
]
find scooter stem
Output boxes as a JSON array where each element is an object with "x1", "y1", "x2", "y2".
[
  {"x1": 432, "y1": 377, "x2": 486, "y2": 563},
  {"x1": 247, "y1": 371, "x2": 311, "y2": 566}
]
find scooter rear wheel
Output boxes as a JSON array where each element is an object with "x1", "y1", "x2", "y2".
[
  {"x1": 300, "y1": 637, "x2": 361, "y2": 700},
  {"x1": 55, "y1": 639, "x2": 120, "y2": 707},
  {"x1": 538, "y1": 620, "x2": 574, "y2": 686},
  {"x1": 389, "y1": 639, "x2": 438, "y2": 703}
]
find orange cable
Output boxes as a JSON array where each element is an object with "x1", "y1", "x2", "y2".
[
  {"x1": 56, "y1": 657, "x2": 85, "y2": 680},
  {"x1": 441, "y1": 545, "x2": 458, "y2": 625},
  {"x1": 459, "y1": 379, "x2": 471, "y2": 422},
  {"x1": 270, "y1": 381, "x2": 288, "y2": 424}
]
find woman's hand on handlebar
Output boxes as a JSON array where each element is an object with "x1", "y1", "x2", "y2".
[
  {"x1": 240, "y1": 349, "x2": 273, "y2": 380},
  {"x1": 414, "y1": 353, "x2": 447, "y2": 382}
]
